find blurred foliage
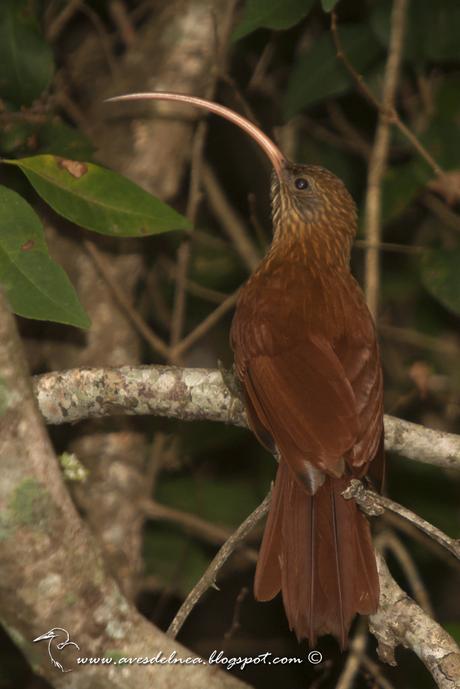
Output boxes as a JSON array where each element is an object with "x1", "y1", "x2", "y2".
[
  {"x1": 0, "y1": 1, "x2": 190, "y2": 327},
  {"x1": 371, "y1": 0, "x2": 460, "y2": 63},
  {"x1": 0, "y1": 0, "x2": 54, "y2": 106},
  {"x1": 284, "y1": 23, "x2": 382, "y2": 114},
  {"x1": 421, "y1": 249, "x2": 460, "y2": 316},
  {"x1": 0, "y1": 0, "x2": 459, "y2": 688}
]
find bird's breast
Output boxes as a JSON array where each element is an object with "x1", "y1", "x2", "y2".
[{"x1": 231, "y1": 256, "x2": 374, "y2": 366}]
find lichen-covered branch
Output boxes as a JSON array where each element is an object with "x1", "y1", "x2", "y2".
[
  {"x1": 384, "y1": 415, "x2": 460, "y2": 470},
  {"x1": 33, "y1": 366, "x2": 460, "y2": 470},
  {"x1": 34, "y1": 365, "x2": 246, "y2": 426},
  {"x1": 370, "y1": 555, "x2": 460, "y2": 689},
  {"x1": 0, "y1": 292, "x2": 251, "y2": 689}
]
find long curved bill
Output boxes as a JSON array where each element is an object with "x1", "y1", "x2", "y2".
[{"x1": 106, "y1": 91, "x2": 285, "y2": 176}]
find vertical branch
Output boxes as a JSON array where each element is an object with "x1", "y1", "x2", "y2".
[
  {"x1": 363, "y1": 0, "x2": 409, "y2": 317},
  {"x1": 169, "y1": 1, "x2": 238, "y2": 350}
]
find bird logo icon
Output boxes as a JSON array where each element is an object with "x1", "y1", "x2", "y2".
[{"x1": 33, "y1": 627, "x2": 80, "y2": 672}]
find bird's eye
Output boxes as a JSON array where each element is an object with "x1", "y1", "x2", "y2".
[{"x1": 294, "y1": 177, "x2": 309, "y2": 190}]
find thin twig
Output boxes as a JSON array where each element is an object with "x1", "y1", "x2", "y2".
[
  {"x1": 219, "y1": 74, "x2": 262, "y2": 125},
  {"x1": 423, "y1": 193, "x2": 460, "y2": 234},
  {"x1": 335, "y1": 620, "x2": 368, "y2": 689},
  {"x1": 141, "y1": 499, "x2": 257, "y2": 560},
  {"x1": 247, "y1": 43, "x2": 276, "y2": 92},
  {"x1": 84, "y1": 240, "x2": 171, "y2": 359},
  {"x1": 382, "y1": 512, "x2": 460, "y2": 572},
  {"x1": 379, "y1": 323, "x2": 458, "y2": 357},
  {"x1": 223, "y1": 586, "x2": 249, "y2": 641},
  {"x1": 77, "y1": 3, "x2": 119, "y2": 79},
  {"x1": 376, "y1": 530, "x2": 434, "y2": 616},
  {"x1": 361, "y1": 655, "x2": 397, "y2": 689},
  {"x1": 171, "y1": 290, "x2": 240, "y2": 359},
  {"x1": 300, "y1": 114, "x2": 370, "y2": 159},
  {"x1": 46, "y1": 0, "x2": 84, "y2": 40},
  {"x1": 326, "y1": 102, "x2": 372, "y2": 159},
  {"x1": 359, "y1": 0, "x2": 409, "y2": 316},
  {"x1": 54, "y1": 84, "x2": 95, "y2": 139},
  {"x1": 167, "y1": 489, "x2": 272, "y2": 638},
  {"x1": 202, "y1": 164, "x2": 261, "y2": 272},
  {"x1": 331, "y1": 11, "x2": 444, "y2": 180},
  {"x1": 394, "y1": 118, "x2": 445, "y2": 178},
  {"x1": 343, "y1": 480, "x2": 460, "y2": 561},
  {"x1": 161, "y1": 257, "x2": 228, "y2": 304},
  {"x1": 109, "y1": 0, "x2": 136, "y2": 47}
]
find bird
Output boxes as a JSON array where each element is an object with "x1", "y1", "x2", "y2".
[
  {"x1": 33, "y1": 627, "x2": 80, "y2": 672},
  {"x1": 107, "y1": 91, "x2": 384, "y2": 648}
]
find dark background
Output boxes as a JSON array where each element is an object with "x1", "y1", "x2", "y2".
[{"x1": 0, "y1": 0, "x2": 459, "y2": 687}]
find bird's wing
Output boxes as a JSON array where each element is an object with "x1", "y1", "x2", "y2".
[
  {"x1": 335, "y1": 326, "x2": 385, "y2": 480},
  {"x1": 233, "y1": 331, "x2": 360, "y2": 490}
]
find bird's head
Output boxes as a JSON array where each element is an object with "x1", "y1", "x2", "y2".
[
  {"x1": 271, "y1": 162, "x2": 357, "y2": 246},
  {"x1": 106, "y1": 91, "x2": 357, "y2": 257}
]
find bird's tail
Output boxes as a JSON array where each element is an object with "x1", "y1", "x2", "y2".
[{"x1": 254, "y1": 461, "x2": 379, "y2": 648}]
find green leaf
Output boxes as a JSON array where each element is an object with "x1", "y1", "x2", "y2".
[
  {"x1": 283, "y1": 24, "x2": 382, "y2": 117},
  {"x1": 233, "y1": 0, "x2": 315, "y2": 40},
  {"x1": 4, "y1": 155, "x2": 191, "y2": 237},
  {"x1": 0, "y1": 185, "x2": 90, "y2": 328},
  {"x1": 0, "y1": 0, "x2": 54, "y2": 106},
  {"x1": 321, "y1": 0, "x2": 339, "y2": 11},
  {"x1": 421, "y1": 248, "x2": 460, "y2": 316}
]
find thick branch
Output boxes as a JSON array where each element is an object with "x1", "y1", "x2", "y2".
[
  {"x1": 33, "y1": 366, "x2": 460, "y2": 470},
  {"x1": 146, "y1": 472, "x2": 460, "y2": 688},
  {"x1": 0, "y1": 293, "x2": 250, "y2": 689},
  {"x1": 370, "y1": 554, "x2": 460, "y2": 689}
]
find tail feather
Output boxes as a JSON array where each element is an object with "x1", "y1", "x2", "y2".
[
  {"x1": 254, "y1": 461, "x2": 379, "y2": 647},
  {"x1": 253, "y1": 467, "x2": 284, "y2": 601}
]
